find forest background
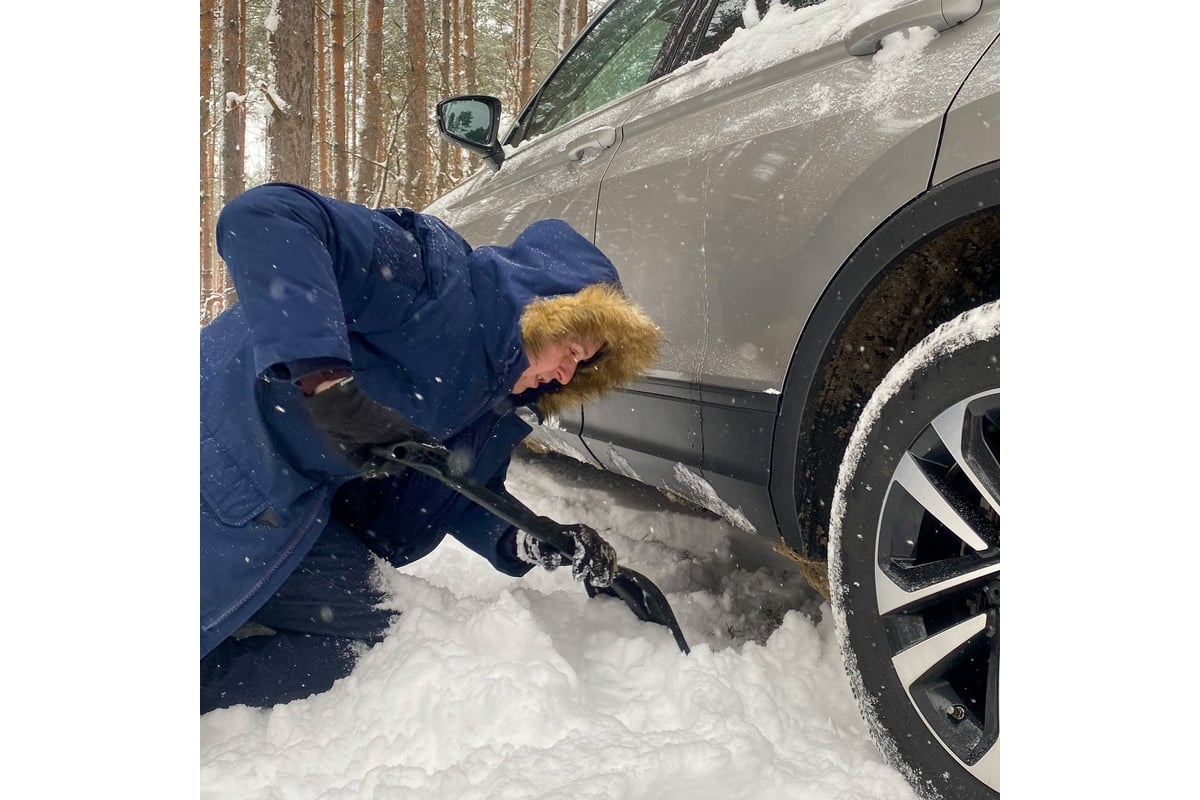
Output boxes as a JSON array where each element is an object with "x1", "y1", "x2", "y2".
[{"x1": 199, "y1": 0, "x2": 599, "y2": 324}]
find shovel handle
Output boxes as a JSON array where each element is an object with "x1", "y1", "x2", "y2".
[{"x1": 371, "y1": 441, "x2": 577, "y2": 555}]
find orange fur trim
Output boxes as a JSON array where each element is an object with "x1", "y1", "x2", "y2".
[{"x1": 520, "y1": 284, "x2": 662, "y2": 417}]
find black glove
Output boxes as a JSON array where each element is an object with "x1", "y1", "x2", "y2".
[
  {"x1": 302, "y1": 375, "x2": 437, "y2": 474},
  {"x1": 516, "y1": 524, "x2": 617, "y2": 588}
]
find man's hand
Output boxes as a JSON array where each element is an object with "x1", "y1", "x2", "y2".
[
  {"x1": 302, "y1": 376, "x2": 437, "y2": 475},
  {"x1": 517, "y1": 524, "x2": 617, "y2": 588}
]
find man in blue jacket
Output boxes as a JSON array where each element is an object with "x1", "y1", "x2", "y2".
[{"x1": 200, "y1": 183, "x2": 661, "y2": 713}]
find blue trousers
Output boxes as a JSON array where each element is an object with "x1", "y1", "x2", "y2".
[{"x1": 199, "y1": 519, "x2": 397, "y2": 713}]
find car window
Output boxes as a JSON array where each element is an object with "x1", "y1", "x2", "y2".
[
  {"x1": 695, "y1": 0, "x2": 824, "y2": 60},
  {"x1": 522, "y1": 0, "x2": 685, "y2": 141}
]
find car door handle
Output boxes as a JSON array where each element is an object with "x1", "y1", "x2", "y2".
[
  {"x1": 843, "y1": 0, "x2": 982, "y2": 56},
  {"x1": 564, "y1": 126, "x2": 619, "y2": 161}
]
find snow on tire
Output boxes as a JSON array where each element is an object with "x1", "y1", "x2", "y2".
[{"x1": 829, "y1": 301, "x2": 1000, "y2": 800}]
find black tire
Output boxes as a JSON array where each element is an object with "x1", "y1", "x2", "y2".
[{"x1": 829, "y1": 301, "x2": 1000, "y2": 800}]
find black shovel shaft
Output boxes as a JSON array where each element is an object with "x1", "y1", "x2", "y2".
[
  {"x1": 376, "y1": 442, "x2": 577, "y2": 554},
  {"x1": 371, "y1": 441, "x2": 690, "y2": 654}
]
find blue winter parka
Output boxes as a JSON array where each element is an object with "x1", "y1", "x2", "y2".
[{"x1": 200, "y1": 182, "x2": 620, "y2": 658}]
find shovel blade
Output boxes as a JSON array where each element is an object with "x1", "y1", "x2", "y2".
[{"x1": 589, "y1": 567, "x2": 690, "y2": 654}]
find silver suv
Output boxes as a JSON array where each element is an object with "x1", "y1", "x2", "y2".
[{"x1": 426, "y1": 1, "x2": 1000, "y2": 797}]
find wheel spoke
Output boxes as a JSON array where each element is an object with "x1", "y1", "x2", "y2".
[
  {"x1": 894, "y1": 452, "x2": 989, "y2": 551},
  {"x1": 891, "y1": 613, "x2": 987, "y2": 690},
  {"x1": 969, "y1": 735, "x2": 1001, "y2": 790},
  {"x1": 931, "y1": 393, "x2": 1000, "y2": 515},
  {"x1": 875, "y1": 555, "x2": 998, "y2": 615}
]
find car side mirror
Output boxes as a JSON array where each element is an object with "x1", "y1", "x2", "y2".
[{"x1": 435, "y1": 95, "x2": 506, "y2": 172}]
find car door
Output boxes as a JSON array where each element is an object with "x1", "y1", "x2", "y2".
[{"x1": 428, "y1": 0, "x2": 692, "y2": 464}]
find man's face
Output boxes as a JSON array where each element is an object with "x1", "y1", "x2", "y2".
[{"x1": 511, "y1": 337, "x2": 603, "y2": 394}]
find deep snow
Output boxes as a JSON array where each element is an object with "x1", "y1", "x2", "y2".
[{"x1": 200, "y1": 449, "x2": 920, "y2": 800}]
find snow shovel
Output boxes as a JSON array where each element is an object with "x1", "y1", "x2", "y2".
[{"x1": 370, "y1": 440, "x2": 690, "y2": 654}]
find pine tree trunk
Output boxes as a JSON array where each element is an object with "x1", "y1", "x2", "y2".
[
  {"x1": 217, "y1": 0, "x2": 244, "y2": 320},
  {"x1": 356, "y1": 0, "x2": 384, "y2": 204},
  {"x1": 240, "y1": 0, "x2": 247, "y2": 176},
  {"x1": 512, "y1": 2, "x2": 520, "y2": 105},
  {"x1": 458, "y1": 0, "x2": 474, "y2": 178},
  {"x1": 517, "y1": 0, "x2": 533, "y2": 108},
  {"x1": 558, "y1": 0, "x2": 573, "y2": 54},
  {"x1": 576, "y1": 0, "x2": 588, "y2": 36},
  {"x1": 221, "y1": 0, "x2": 245, "y2": 205},
  {"x1": 446, "y1": 0, "x2": 453, "y2": 97},
  {"x1": 201, "y1": 0, "x2": 216, "y2": 323},
  {"x1": 438, "y1": 0, "x2": 453, "y2": 194},
  {"x1": 405, "y1": 0, "x2": 429, "y2": 207},
  {"x1": 349, "y1": 0, "x2": 360, "y2": 187},
  {"x1": 316, "y1": 2, "x2": 329, "y2": 194},
  {"x1": 331, "y1": 0, "x2": 349, "y2": 198},
  {"x1": 462, "y1": 0, "x2": 475, "y2": 95},
  {"x1": 266, "y1": 0, "x2": 316, "y2": 185}
]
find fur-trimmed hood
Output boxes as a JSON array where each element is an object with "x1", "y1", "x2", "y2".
[
  {"x1": 520, "y1": 283, "x2": 661, "y2": 417},
  {"x1": 466, "y1": 219, "x2": 660, "y2": 418}
]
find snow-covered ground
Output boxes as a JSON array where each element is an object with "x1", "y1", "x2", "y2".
[{"x1": 199, "y1": 449, "x2": 920, "y2": 800}]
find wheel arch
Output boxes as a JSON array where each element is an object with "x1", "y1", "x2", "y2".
[{"x1": 769, "y1": 161, "x2": 1000, "y2": 597}]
